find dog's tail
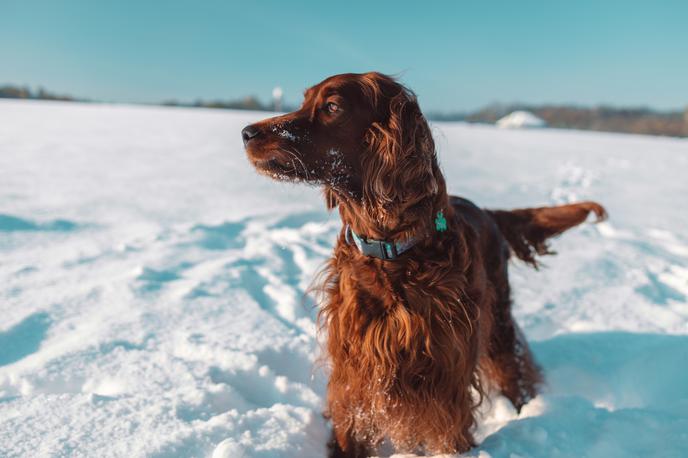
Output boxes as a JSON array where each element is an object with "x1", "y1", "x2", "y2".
[{"x1": 487, "y1": 201, "x2": 607, "y2": 268}]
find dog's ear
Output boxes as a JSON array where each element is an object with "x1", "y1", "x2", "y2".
[
  {"x1": 362, "y1": 83, "x2": 438, "y2": 226},
  {"x1": 323, "y1": 186, "x2": 338, "y2": 210}
]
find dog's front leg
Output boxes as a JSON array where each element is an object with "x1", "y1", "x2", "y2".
[{"x1": 327, "y1": 426, "x2": 370, "y2": 458}]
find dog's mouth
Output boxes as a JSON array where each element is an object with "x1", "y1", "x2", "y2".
[
  {"x1": 245, "y1": 138, "x2": 318, "y2": 183},
  {"x1": 251, "y1": 154, "x2": 303, "y2": 181}
]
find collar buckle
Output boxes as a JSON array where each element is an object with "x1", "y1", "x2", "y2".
[
  {"x1": 345, "y1": 225, "x2": 403, "y2": 260},
  {"x1": 368, "y1": 238, "x2": 396, "y2": 260}
]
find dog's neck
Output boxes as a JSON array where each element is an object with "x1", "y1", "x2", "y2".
[{"x1": 335, "y1": 186, "x2": 451, "y2": 246}]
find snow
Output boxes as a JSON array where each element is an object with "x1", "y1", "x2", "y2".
[
  {"x1": 1, "y1": 99, "x2": 687, "y2": 457},
  {"x1": 496, "y1": 111, "x2": 546, "y2": 129}
]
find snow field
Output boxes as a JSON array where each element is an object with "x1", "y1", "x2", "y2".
[{"x1": 0, "y1": 99, "x2": 686, "y2": 457}]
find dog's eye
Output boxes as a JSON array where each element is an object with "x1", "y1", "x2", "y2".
[{"x1": 326, "y1": 102, "x2": 340, "y2": 114}]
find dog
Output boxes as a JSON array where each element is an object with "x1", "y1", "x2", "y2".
[{"x1": 242, "y1": 72, "x2": 606, "y2": 456}]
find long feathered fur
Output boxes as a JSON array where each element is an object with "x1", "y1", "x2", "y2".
[
  {"x1": 318, "y1": 78, "x2": 488, "y2": 454},
  {"x1": 243, "y1": 72, "x2": 606, "y2": 456}
]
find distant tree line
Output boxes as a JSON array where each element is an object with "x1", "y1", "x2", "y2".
[
  {"x1": 0, "y1": 85, "x2": 81, "y2": 102},
  {"x1": 2, "y1": 84, "x2": 686, "y2": 137},
  {"x1": 428, "y1": 103, "x2": 688, "y2": 137},
  {"x1": 0, "y1": 84, "x2": 292, "y2": 112},
  {"x1": 161, "y1": 96, "x2": 279, "y2": 111}
]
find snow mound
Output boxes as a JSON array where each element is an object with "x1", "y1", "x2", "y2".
[
  {"x1": 496, "y1": 110, "x2": 546, "y2": 128},
  {"x1": 1, "y1": 99, "x2": 686, "y2": 457}
]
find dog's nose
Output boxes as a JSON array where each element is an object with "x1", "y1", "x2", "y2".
[{"x1": 241, "y1": 125, "x2": 261, "y2": 146}]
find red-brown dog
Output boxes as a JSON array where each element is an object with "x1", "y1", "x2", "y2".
[{"x1": 242, "y1": 72, "x2": 606, "y2": 457}]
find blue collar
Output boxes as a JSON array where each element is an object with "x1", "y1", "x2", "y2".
[{"x1": 345, "y1": 225, "x2": 419, "y2": 260}]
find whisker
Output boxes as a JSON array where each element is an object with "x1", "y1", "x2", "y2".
[{"x1": 282, "y1": 147, "x2": 309, "y2": 181}]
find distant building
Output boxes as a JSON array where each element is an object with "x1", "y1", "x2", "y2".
[{"x1": 496, "y1": 110, "x2": 546, "y2": 129}]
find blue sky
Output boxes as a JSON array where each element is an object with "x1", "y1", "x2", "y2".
[{"x1": 2, "y1": 0, "x2": 687, "y2": 111}]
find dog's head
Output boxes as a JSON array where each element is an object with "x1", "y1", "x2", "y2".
[{"x1": 242, "y1": 72, "x2": 440, "y2": 228}]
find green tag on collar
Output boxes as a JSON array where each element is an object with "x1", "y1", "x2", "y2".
[{"x1": 435, "y1": 210, "x2": 447, "y2": 232}]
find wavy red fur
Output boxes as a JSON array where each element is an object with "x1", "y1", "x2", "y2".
[{"x1": 242, "y1": 72, "x2": 607, "y2": 456}]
